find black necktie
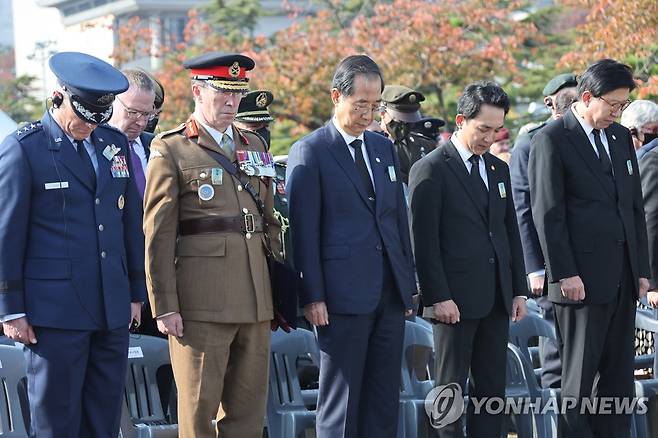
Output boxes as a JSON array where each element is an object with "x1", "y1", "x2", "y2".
[
  {"x1": 592, "y1": 129, "x2": 614, "y2": 179},
  {"x1": 351, "y1": 139, "x2": 375, "y2": 202},
  {"x1": 468, "y1": 154, "x2": 488, "y2": 209},
  {"x1": 75, "y1": 139, "x2": 96, "y2": 186}
]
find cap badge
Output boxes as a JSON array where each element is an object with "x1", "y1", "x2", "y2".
[
  {"x1": 424, "y1": 121, "x2": 432, "y2": 129},
  {"x1": 229, "y1": 62, "x2": 240, "y2": 78},
  {"x1": 409, "y1": 94, "x2": 417, "y2": 103},
  {"x1": 97, "y1": 94, "x2": 115, "y2": 105},
  {"x1": 256, "y1": 92, "x2": 268, "y2": 108}
]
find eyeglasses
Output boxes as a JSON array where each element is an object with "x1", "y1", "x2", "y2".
[
  {"x1": 352, "y1": 104, "x2": 385, "y2": 115},
  {"x1": 597, "y1": 96, "x2": 631, "y2": 113},
  {"x1": 117, "y1": 97, "x2": 156, "y2": 121}
]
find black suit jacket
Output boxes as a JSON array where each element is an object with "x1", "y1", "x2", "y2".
[
  {"x1": 509, "y1": 124, "x2": 546, "y2": 274},
  {"x1": 639, "y1": 149, "x2": 658, "y2": 289},
  {"x1": 529, "y1": 110, "x2": 649, "y2": 304},
  {"x1": 409, "y1": 141, "x2": 527, "y2": 319}
]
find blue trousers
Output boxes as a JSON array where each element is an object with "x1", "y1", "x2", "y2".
[{"x1": 24, "y1": 326, "x2": 129, "y2": 438}]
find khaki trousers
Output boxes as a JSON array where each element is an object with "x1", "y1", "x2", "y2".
[{"x1": 169, "y1": 320, "x2": 270, "y2": 438}]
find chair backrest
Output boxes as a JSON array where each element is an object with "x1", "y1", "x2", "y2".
[
  {"x1": 124, "y1": 335, "x2": 172, "y2": 424},
  {"x1": 509, "y1": 312, "x2": 556, "y2": 363},
  {"x1": 268, "y1": 328, "x2": 319, "y2": 411},
  {"x1": 0, "y1": 345, "x2": 28, "y2": 436},
  {"x1": 401, "y1": 320, "x2": 436, "y2": 400},
  {"x1": 506, "y1": 343, "x2": 542, "y2": 398}
]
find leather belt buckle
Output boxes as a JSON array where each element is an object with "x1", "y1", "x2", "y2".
[{"x1": 244, "y1": 213, "x2": 256, "y2": 234}]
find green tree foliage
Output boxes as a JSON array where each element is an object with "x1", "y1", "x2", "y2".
[
  {"x1": 204, "y1": 0, "x2": 262, "y2": 43},
  {"x1": 0, "y1": 75, "x2": 42, "y2": 124}
]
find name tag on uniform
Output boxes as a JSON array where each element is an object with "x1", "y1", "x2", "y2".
[
  {"x1": 236, "y1": 150, "x2": 276, "y2": 177},
  {"x1": 45, "y1": 181, "x2": 69, "y2": 190},
  {"x1": 498, "y1": 182, "x2": 507, "y2": 198},
  {"x1": 627, "y1": 160, "x2": 633, "y2": 175},
  {"x1": 110, "y1": 155, "x2": 130, "y2": 178},
  {"x1": 388, "y1": 165, "x2": 397, "y2": 182}
]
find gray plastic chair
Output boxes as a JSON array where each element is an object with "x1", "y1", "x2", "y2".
[
  {"x1": 121, "y1": 335, "x2": 177, "y2": 438},
  {"x1": 632, "y1": 309, "x2": 658, "y2": 438},
  {"x1": 0, "y1": 345, "x2": 28, "y2": 437},
  {"x1": 507, "y1": 342, "x2": 558, "y2": 438},
  {"x1": 398, "y1": 319, "x2": 436, "y2": 438},
  {"x1": 267, "y1": 328, "x2": 318, "y2": 438}
]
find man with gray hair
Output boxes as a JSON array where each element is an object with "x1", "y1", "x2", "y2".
[
  {"x1": 621, "y1": 99, "x2": 658, "y2": 159},
  {"x1": 109, "y1": 69, "x2": 156, "y2": 201}
]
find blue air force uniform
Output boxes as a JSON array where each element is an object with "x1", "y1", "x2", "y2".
[{"x1": 0, "y1": 52, "x2": 146, "y2": 438}]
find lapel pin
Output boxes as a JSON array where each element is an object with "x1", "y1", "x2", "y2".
[
  {"x1": 55, "y1": 137, "x2": 62, "y2": 143},
  {"x1": 98, "y1": 137, "x2": 104, "y2": 142},
  {"x1": 491, "y1": 165, "x2": 495, "y2": 171},
  {"x1": 611, "y1": 134, "x2": 617, "y2": 140},
  {"x1": 375, "y1": 157, "x2": 381, "y2": 163}
]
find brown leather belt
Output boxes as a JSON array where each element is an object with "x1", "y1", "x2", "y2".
[{"x1": 179, "y1": 214, "x2": 264, "y2": 235}]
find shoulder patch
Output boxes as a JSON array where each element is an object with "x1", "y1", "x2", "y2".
[
  {"x1": 15, "y1": 120, "x2": 43, "y2": 140},
  {"x1": 149, "y1": 148, "x2": 164, "y2": 160},
  {"x1": 159, "y1": 123, "x2": 186, "y2": 138}
]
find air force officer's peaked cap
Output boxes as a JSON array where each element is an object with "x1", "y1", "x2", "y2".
[
  {"x1": 49, "y1": 52, "x2": 129, "y2": 125},
  {"x1": 183, "y1": 52, "x2": 255, "y2": 93}
]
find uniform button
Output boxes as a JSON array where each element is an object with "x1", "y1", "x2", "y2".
[
  {"x1": 101, "y1": 251, "x2": 107, "y2": 259},
  {"x1": 98, "y1": 224, "x2": 104, "y2": 231},
  {"x1": 245, "y1": 232, "x2": 252, "y2": 240},
  {"x1": 489, "y1": 232, "x2": 494, "y2": 238},
  {"x1": 376, "y1": 244, "x2": 382, "y2": 251},
  {"x1": 488, "y1": 257, "x2": 495, "y2": 264},
  {"x1": 242, "y1": 208, "x2": 249, "y2": 214},
  {"x1": 237, "y1": 185, "x2": 243, "y2": 191},
  {"x1": 95, "y1": 198, "x2": 100, "y2": 205}
]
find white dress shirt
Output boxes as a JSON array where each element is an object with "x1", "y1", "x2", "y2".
[
  {"x1": 571, "y1": 105, "x2": 612, "y2": 162},
  {"x1": 451, "y1": 133, "x2": 489, "y2": 189},
  {"x1": 332, "y1": 117, "x2": 375, "y2": 190}
]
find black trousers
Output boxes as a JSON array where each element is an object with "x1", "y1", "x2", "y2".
[
  {"x1": 432, "y1": 289, "x2": 510, "y2": 438},
  {"x1": 555, "y1": 250, "x2": 636, "y2": 438}
]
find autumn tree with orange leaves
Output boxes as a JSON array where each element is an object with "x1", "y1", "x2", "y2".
[
  {"x1": 110, "y1": 0, "x2": 657, "y2": 153},
  {"x1": 558, "y1": 0, "x2": 657, "y2": 97}
]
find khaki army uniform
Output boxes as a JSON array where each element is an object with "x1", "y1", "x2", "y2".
[{"x1": 143, "y1": 116, "x2": 280, "y2": 438}]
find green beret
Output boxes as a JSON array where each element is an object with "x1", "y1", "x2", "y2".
[
  {"x1": 381, "y1": 85, "x2": 425, "y2": 122},
  {"x1": 542, "y1": 73, "x2": 578, "y2": 97}
]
